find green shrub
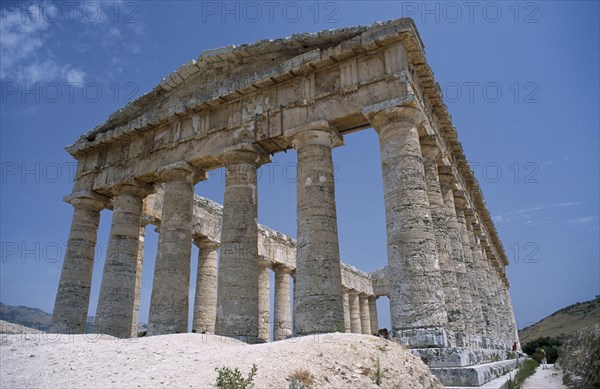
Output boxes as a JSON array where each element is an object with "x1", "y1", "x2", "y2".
[
  {"x1": 522, "y1": 337, "x2": 562, "y2": 363},
  {"x1": 506, "y1": 359, "x2": 539, "y2": 389},
  {"x1": 371, "y1": 355, "x2": 388, "y2": 386},
  {"x1": 215, "y1": 364, "x2": 257, "y2": 389}
]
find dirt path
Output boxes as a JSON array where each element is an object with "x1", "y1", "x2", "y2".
[{"x1": 522, "y1": 364, "x2": 567, "y2": 389}]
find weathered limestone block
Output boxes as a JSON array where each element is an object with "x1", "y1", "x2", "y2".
[
  {"x1": 273, "y1": 266, "x2": 292, "y2": 341},
  {"x1": 215, "y1": 145, "x2": 269, "y2": 343},
  {"x1": 349, "y1": 291, "x2": 362, "y2": 334},
  {"x1": 343, "y1": 289, "x2": 351, "y2": 333},
  {"x1": 369, "y1": 297, "x2": 379, "y2": 334},
  {"x1": 291, "y1": 123, "x2": 345, "y2": 335},
  {"x1": 421, "y1": 138, "x2": 463, "y2": 344},
  {"x1": 359, "y1": 294, "x2": 372, "y2": 335},
  {"x1": 192, "y1": 238, "x2": 219, "y2": 334},
  {"x1": 148, "y1": 164, "x2": 204, "y2": 335},
  {"x1": 52, "y1": 191, "x2": 109, "y2": 333},
  {"x1": 258, "y1": 260, "x2": 271, "y2": 342},
  {"x1": 95, "y1": 181, "x2": 152, "y2": 338},
  {"x1": 364, "y1": 103, "x2": 448, "y2": 348}
]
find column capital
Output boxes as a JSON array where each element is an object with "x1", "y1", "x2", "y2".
[
  {"x1": 64, "y1": 190, "x2": 110, "y2": 211},
  {"x1": 288, "y1": 120, "x2": 343, "y2": 149},
  {"x1": 419, "y1": 135, "x2": 441, "y2": 160},
  {"x1": 258, "y1": 257, "x2": 271, "y2": 268},
  {"x1": 157, "y1": 162, "x2": 207, "y2": 184},
  {"x1": 368, "y1": 295, "x2": 378, "y2": 302},
  {"x1": 111, "y1": 179, "x2": 154, "y2": 198},
  {"x1": 363, "y1": 103, "x2": 424, "y2": 134},
  {"x1": 438, "y1": 164, "x2": 456, "y2": 185},
  {"x1": 193, "y1": 236, "x2": 220, "y2": 251},
  {"x1": 220, "y1": 143, "x2": 271, "y2": 167},
  {"x1": 453, "y1": 190, "x2": 469, "y2": 209},
  {"x1": 272, "y1": 264, "x2": 293, "y2": 275}
]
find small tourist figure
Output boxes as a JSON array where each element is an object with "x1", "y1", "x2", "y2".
[{"x1": 540, "y1": 348, "x2": 548, "y2": 369}]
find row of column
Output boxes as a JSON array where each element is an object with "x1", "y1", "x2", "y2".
[
  {"x1": 52, "y1": 87, "x2": 516, "y2": 349},
  {"x1": 343, "y1": 289, "x2": 379, "y2": 335},
  {"x1": 363, "y1": 103, "x2": 517, "y2": 349}
]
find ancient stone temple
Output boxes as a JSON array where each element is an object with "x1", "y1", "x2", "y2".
[{"x1": 51, "y1": 18, "x2": 520, "y2": 386}]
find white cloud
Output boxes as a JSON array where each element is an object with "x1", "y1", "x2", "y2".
[
  {"x1": 568, "y1": 216, "x2": 597, "y2": 226},
  {"x1": 493, "y1": 202, "x2": 580, "y2": 225},
  {"x1": 0, "y1": 3, "x2": 85, "y2": 85}
]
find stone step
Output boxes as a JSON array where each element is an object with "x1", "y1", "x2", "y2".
[
  {"x1": 411, "y1": 347, "x2": 525, "y2": 367},
  {"x1": 430, "y1": 359, "x2": 518, "y2": 387}
]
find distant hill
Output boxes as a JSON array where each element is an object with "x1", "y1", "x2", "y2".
[
  {"x1": 0, "y1": 302, "x2": 53, "y2": 331},
  {"x1": 0, "y1": 302, "x2": 94, "y2": 332},
  {"x1": 519, "y1": 296, "x2": 600, "y2": 344}
]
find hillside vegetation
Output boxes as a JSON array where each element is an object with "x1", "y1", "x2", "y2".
[{"x1": 519, "y1": 296, "x2": 600, "y2": 344}]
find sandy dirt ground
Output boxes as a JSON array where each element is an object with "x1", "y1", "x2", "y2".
[
  {"x1": 0, "y1": 330, "x2": 444, "y2": 388},
  {"x1": 522, "y1": 364, "x2": 568, "y2": 389}
]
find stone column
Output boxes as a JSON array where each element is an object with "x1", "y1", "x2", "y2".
[
  {"x1": 454, "y1": 198, "x2": 486, "y2": 347},
  {"x1": 290, "y1": 122, "x2": 345, "y2": 335},
  {"x1": 476, "y1": 230, "x2": 500, "y2": 346},
  {"x1": 215, "y1": 145, "x2": 269, "y2": 343},
  {"x1": 359, "y1": 294, "x2": 372, "y2": 335},
  {"x1": 51, "y1": 191, "x2": 109, "y2": 333},
  {"x1": 258, "y1": 259, "x2": 271, "y2": 342},
  {"x1": 273, "y1": 266, "x2": 292, "y2": 341},
  {"x1": 364, "y1": 105, "x2": 448, "y2": 348},
  {"x1": 488, "y1": 251, "x2": 510, "y2": 349},
  {"x1": 466, "y1": 218, "x2": 495, "y2": 348},
  {"x1": 368, "y1": 297, "x2": 379, "y2": 335},
  {"x1": 95, "y1": 181, "x2": 152, "y2": 338},
  {"x1": 192, "y1": 238, "x2": 219, "y2": 334},
  {"x1": 420, "y1": 137, "x2": 463, "y2": 345},
  {"x1": 348, "y1": 291, "x2": 361, "y2": 334},
  {"x1": 131, "y1": 225, "x2": 146, "y2": 336},
  {"x1": 438, "y1": 166, "x2": 475, "y2": 347},
  {"x1": 148, "y1": 163, "x2": 204, "y2": 335},
  {"x1": 342, "y1": 289, "x2": 351, "y2": 333}
]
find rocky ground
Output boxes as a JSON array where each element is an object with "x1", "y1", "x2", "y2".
[
  {"x1": 0, "y1": 330, "x2": 443, "y2": 388},
  {"x1": 557, "y1": 323, "x2": 600, "y2": 389}
]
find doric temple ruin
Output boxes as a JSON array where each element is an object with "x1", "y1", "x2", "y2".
[{"x1": 52, "y1": 18, "x2": 521, "y2": 386}]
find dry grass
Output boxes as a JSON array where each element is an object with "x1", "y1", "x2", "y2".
[{"x1": 289, "y1": 369, "x2": 315, "y2": 387}]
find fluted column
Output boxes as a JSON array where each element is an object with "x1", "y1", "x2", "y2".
[
  {"x1": 131, "y1": 224, "x2": 146, "y2": 336},
  {"x1": 258, "y1": 259, "x2": 271, "y2": 342},
  {"x1": 368, "y1": 297, "x2": 379, "y2": 335},
  {"x1": 359, "y1": 294, "x2": 372, "y2": 335},
  {"x1": 438, "y1": 167, "x2": 475, "y2": 347},
  {"x1": 476, "y1": 231, "x2": 500, "y2": 346},
  {"x1": 487, "y1": 250, "x2": 510, "y2": 349},
  {"x1": 273, "y1": 266, "x2": 292, "y2": 341},
  {"x1": 192, "y1": 238, "x2": 219, "y2": 334},
  {"x1": 420, "y1": 137, "x2": 463, "y2": 346},
  {"x1": 342, "y1": 289, "x2": 351, "y2": 333},
  {"x1": 466, "y1": 218, "x2": 495, "y2": 348},
  {"x1": 216, "y1": 145, "x2": 270, "y2": 343},
  {"x1": 348, "y1": 291, "x2": 361, "y2": 334},
  {"x1": 95, "y1": 181, "x2": 152, "y2": 338},
  {"x1": 52, "y1": 191, "x2": 109, "y2": 333},
  {"x1": 364, "y1": 104, "x2": 448, "y2": 348},
  {"x1": 454, "y1": 197, "x2": 486, "y2": 347},
  {"x1": 148, "y1": 163, "x2": 204, "y2": 335},
  {"x1": 291, "y1": 122, "x2": 345, "y2": 335}
]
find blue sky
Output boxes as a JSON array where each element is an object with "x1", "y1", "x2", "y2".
[{"x1": 1, "y1": 1, "x2": 598, "y2": 333}]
